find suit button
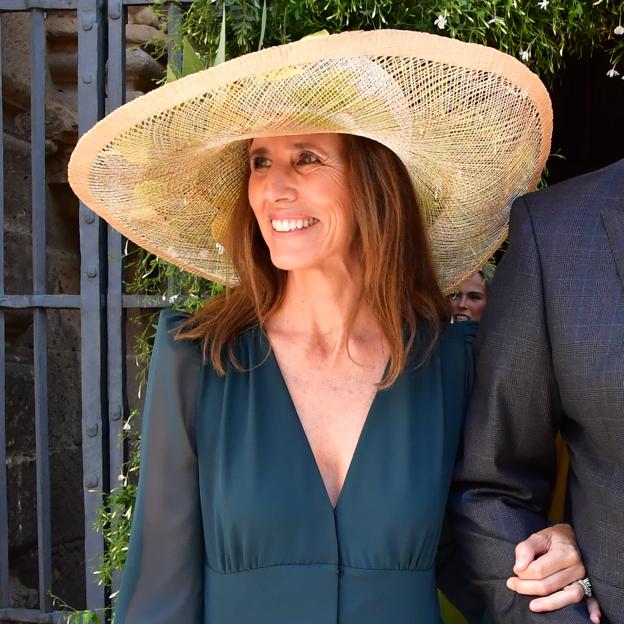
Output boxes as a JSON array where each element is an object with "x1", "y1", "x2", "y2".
[{"x1": 337, "y1": 566, "x2": 344, "y2": 576}]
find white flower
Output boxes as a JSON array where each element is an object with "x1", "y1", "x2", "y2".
[
  {"x1": 606, "y1": 67, "x2": 620, "y2": 78},
  {"x1": 168, "y1": 294, "x2": 179, "y2": 304},
  {"x1": 615, "y1": 25, "x2": 624, "y2": 36},
  {"x1": 117, "y1": 473, "x2": 125, "y2": 482},
  {"x1": 538, "y1": 0, "x2": 549, "y2": 8},
  {"x1": 434, "y1": 14, "x2": 447, "y2": 30},
  {"x1": 123, "y1": 420, "x2": 132, "y2": 431},
  {"x1": 520, "y1": 49, "x2": 531, "y2": 62},
  {"x1": 593, "y1": 0, "x2": 604, "y2": 5}
]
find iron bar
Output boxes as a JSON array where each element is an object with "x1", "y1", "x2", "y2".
[
  {"x1": 106, "y1": 0, "x2": 126, "y2": 597},
  {"x1": 0, "y1": 13, "x2": 10, "y2": 609},
  {"x1": 31, "y1": 8, "x2": 53, "y2": 612},
  {"x1": 0, "y1": 608, "x2": 65, "y2": 623},
  {"x1": 0, "y1": 0, "x2": 77, "y2": 10},
  {"x1": 77, "y1": 0, "x2": 107, "y2": 614},
  {"x1": 0, "y1": 294, "x2": 82, "y2": 309},
  {"x1": 0, "y1": 0, "x2": 191, "y2": 11}
]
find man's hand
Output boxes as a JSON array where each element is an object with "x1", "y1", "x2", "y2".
[{"x1": 506, "y1": 524, "x2": 601, "y2": 623}]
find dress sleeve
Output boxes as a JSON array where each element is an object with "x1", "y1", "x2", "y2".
[
  {"x1": 436, "y1": 321, "x2": 486, "y2": 624},
  {"x1": 114, "y1": 310, "x2": 204, "y2": 624}
]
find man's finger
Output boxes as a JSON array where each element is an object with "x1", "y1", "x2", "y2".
[
  {"x1": 528, "y1": 582, "x2": 585, "y2": 612},
  {"x1": 507, "y1": 563, "x2": 585, "y2": 596},
  {"x1": 515, "y1": 547, "x2": 583, "y2": 580},
  {"x1": 514, "y1": 533, "x2": 549, "y2": 573}
]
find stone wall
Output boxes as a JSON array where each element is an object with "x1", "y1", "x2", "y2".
[{"x1": 2, "y1": 6, "x2": 164, "y2": 615}]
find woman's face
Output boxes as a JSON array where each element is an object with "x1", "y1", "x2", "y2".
[
  {"x1": 450, "y1": 273, "x2": 487, "y2": 322},
  {"x1": 247, "y1": 133, "x2": 354, "y2": 273}
]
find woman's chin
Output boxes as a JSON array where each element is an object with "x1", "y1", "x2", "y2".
[{"x1": 268, "y1": 252, "x2": 322, "y2": 273}]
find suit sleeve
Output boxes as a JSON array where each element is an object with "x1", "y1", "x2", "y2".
[
  {"x1": 114, "y1": 310, "x2": 204, "y2": 623},
  {"x1": 449, "y1": 197, "x2": 590, "y2": 623}
]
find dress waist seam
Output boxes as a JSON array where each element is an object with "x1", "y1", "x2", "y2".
[{"x1": 204, "y1": 561, "x2": 435, "y2": 575}]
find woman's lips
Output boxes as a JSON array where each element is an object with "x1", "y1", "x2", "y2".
[
  {"x1": 453, "y1": 313, "x2": 471, "y2": 322},
  {"x1": 271, "y1": 217, "x2": 319, "y2": 232}
]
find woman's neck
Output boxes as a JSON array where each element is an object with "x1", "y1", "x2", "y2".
[{"x1": 265, "y1": 263, "x2": 383, "y2": 359}]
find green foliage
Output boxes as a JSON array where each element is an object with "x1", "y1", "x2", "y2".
[
  {"x1": 92, "y1": 410, "x2": 141, "y2": 592},
  {"x1": 178, "y1": 0, "x2": 624, "y2": 82},
  {"x1": 51, "y1": 593, "x2": 101, "y2": 623}
]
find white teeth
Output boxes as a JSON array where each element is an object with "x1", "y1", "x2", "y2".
[{"x1": 271, "y1": 217, "x2": 318, "y2": 232}]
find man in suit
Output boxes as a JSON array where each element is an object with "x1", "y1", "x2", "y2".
[{"x1": 451, "y1": 158, "x2": 624, "y2": 623}]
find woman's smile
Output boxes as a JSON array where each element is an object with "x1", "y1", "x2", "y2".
[{"x1": 270, "y1": 217, "x2": 320, "y2": 232}]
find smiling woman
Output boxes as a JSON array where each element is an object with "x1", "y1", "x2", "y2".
[
  {"x1": 67, "y1": 30, "x2": 590, "y2": 624},
  {"x1": 449, "y1": 272, "x2": 488, "y2": 323}
]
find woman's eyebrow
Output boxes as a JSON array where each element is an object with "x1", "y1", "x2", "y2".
[
  {"x1": 290, "y1": 141, "x2": 328, "y2": 155},
  {"x1": 248, "y1": 142, "x2": 329, "y2": 158},
  {"x1": 248, "y1": 145, "x2": 269, "y2": 158}
]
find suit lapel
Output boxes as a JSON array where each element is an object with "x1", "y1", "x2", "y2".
[{"x1": 602, "y1": 207, "x2": 624, "y2": 291}]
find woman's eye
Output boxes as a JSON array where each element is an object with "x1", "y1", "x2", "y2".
[
  {"x1": 251, "y1": 156, "x2": 270, "y2": 170},
  {"x1": 297, "y1": 151, "x2": 320, "y2": 165},
  {"x1": 468, "y1": 293, "x2": 483, "y2": 301}
]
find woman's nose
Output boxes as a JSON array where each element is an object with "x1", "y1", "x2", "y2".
[
  {"x1": 457, "y1": 295, "x2": 469, "y2": 308},
  {"x1": 264, "y1": 166, "x2": 297, "y2": 203}
]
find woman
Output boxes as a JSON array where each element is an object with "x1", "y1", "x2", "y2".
[
  {"x1": 68, "y1": 30, "x2": 592, "y2": 623},
  {"x1": 449, "y1": 264, "x2": 494, "y2": 323}
]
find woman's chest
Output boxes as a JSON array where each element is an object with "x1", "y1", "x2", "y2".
[
  {"x1": 194, "y1": 344, "x2": 465, "y2": 573},
  {"x1": 275, "y1": 349, "x2": 387, "y2": 507}
]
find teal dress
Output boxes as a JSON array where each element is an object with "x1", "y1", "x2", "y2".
[{"x1": 115, "y1": 310, "x2": 476, "y2": 624}]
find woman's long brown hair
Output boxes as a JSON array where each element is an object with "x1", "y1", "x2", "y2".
[{"x1": 178, "y1": 134, "x2": 449, "y2": 388}]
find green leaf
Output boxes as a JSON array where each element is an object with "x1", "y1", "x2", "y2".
[
  {"x1": 215, "y1": 6, "x2": 227, "y2": 66},
  {"x1": 165, "y1": 63, "x2": 179, "y2": 83},
  {"x1": 301, "y1": 29, "x2": 330, "y2": 39},
  {"x1": 182, "y1": 36, "x2": 206, "y2": 76}
]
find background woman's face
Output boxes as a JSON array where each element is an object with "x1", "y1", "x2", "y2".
[
  {"x1": 247, "y1": 133, "x2": 354, "y2": 273},
  {"x1": 450, "y1": 273, "x2": 487, "y2": 322}
]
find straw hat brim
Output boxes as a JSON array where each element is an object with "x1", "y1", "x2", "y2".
[{"x1": 68, "y1": 29, "x2": 552, "y2": 292}]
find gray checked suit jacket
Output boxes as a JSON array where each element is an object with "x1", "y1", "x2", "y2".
[{"x1": 451, "y1": 158, "x2": 624, "y2": 623}]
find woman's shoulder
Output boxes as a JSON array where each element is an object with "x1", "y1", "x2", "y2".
[
  {"x1": 437, "y1": 321, "x2": 478, "y2": 401},
  {"x1": 153, "y1": 309, "x2": 202, "y2": 365},
  {"x1": 439, "y1": 319, "x2": 478, "y2": 345},
  {"x1": 154, "y1": 309, "x2": 265, "y2": 372},
  {"x1": 437, "y1": 320, "x2": 478, "y2": 366}
]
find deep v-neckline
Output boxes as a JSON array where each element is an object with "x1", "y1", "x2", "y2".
[{"x1": 266, "y1": 339, "x2": 388, "y2": 513}]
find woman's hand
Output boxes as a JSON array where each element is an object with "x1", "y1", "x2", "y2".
[{"x1": 506, "y1": 524, "x2": 601, "y2": 623}]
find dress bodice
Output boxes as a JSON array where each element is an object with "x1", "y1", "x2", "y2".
[{"x1": 115, "y1": 310, "x2": 476, "y2": 624}]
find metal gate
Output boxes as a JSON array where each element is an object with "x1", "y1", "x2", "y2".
[{"x1": 0, "y1": 1, "x2": 185, "y2": 620}]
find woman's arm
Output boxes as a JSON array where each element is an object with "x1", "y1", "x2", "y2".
[{"x1": 114, "y1": 311, "x2": 204, "y2": 624}]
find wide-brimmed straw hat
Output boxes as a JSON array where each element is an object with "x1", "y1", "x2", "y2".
[{"x1": 68, "y1": 29, "x2": 552, "y2": 292}]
